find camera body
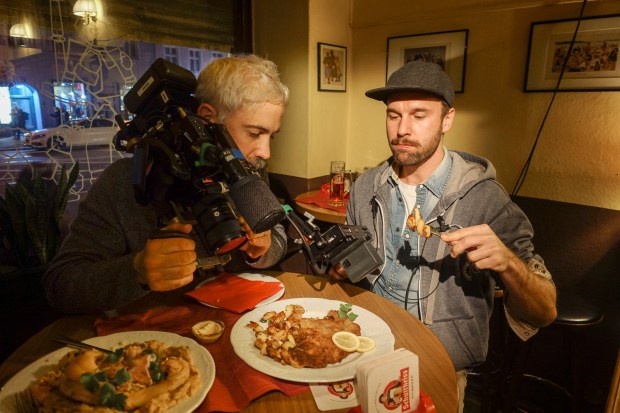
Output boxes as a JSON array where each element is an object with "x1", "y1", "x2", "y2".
[
  {"x1": 114, "y1": 58, "x2": 284, "y2": 255},
  {"x1": 306, "y1": 224, "x2": 382, "y2": 283},
  {"x1": 284, "y1": 207, "x2": 382, "y2": 282}
]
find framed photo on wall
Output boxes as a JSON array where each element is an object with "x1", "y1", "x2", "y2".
[
  {"x1": 318, "y1": 42, "x2": 347, "y2": 92},
  {"x1": 525, "y1": 14, "x2": 620, "y2": 92},
  {"x1": 387, "y1": 29, "x2": 468, "y2": 93}
]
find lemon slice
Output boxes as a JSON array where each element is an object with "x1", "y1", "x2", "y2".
[
  {"x1": 332, "y1": 331, "x2": 360, "y2": 352},
  {"x1": 356, "y1": 336, "x2": 376, "y2": 352}
]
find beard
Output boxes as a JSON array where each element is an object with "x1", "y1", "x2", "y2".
[
  {"x1": 389, "y1": 128, "x2": 443, "y2": 167},
  {"x1": 249, "y1": 157, "x2": 267, "y2": 170}
]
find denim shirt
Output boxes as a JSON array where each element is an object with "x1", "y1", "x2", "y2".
[{"x1": 373, "y1": 148, "x2": 452, "y2": 318}]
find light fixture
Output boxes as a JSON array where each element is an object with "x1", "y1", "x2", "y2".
[
  {"x1": 73, "y1": 0, "x2": 97, "y2": 25},
  {"x1": 9, "y1": 23, "x2": 27, "y2": 47},
  {"x1": 9, "y1": 23, "x2": 27, "y2": 39}
]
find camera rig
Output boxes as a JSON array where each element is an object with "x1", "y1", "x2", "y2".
[
  {"x1": 113, "y1": 58, "x2": 381, "y2": 281},
  {"x1": 282, "y1": 205, "x2": 381, "y2": 282}
]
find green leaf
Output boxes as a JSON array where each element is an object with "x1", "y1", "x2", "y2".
[
  {"x1": 80, "y1": 373, "x2": 100, "y2": 393},
  {"x1": 111, "y1": 368, "x2": 131, "y2": 385},
  {"x1": 0, "y1": 162, "x2": 78, "y2": 268},
  {"x1": 99, "y1": 382, "x2": 127, "y2": 410},
  {"x1": 149, "y1": 360, "x2": 166, "y2": 383},
  {"x1": 337, "y1": 303, "x2": 358, "y2": 320},
  {"x1": 105, "y1": 347, "x2": 124, "y2": 363}
]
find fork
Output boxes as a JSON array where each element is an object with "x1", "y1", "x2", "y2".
[{"x1": 13, "y1": 387, "x2": 37, "y2": 413}]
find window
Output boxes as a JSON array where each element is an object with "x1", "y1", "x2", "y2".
[
  {"x1": 164, "y1": 46, "x2": 179, "y2": 64},
  {"x1": 189, "y1": 49, "x2": 202, "y2": 74},
  {"x1": 124, "y1": 41, "x2": 139, "y2": 59}
]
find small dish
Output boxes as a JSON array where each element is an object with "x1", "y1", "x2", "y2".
[{"x1": 192, "y1": 320, "x2": 225, "y2": 344}]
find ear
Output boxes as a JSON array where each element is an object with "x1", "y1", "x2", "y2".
[
  {"x1": 197, "y1": 103, "x2": 217, "y2": 122},
  {"x1": 441, "y1": 107, "x2": 455, "y2": 133}
]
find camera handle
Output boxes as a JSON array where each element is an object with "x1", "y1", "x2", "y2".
[
  {"x1": 281, "y1": 205, "x2": 329, "y2": 277},
  {"x1": 148, "y1": 229, "x2": 232, "y2": 269},
  {"x1": 282, "y1": 205, "x2": 382, "y2": 282}
]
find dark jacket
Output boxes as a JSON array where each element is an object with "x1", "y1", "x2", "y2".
[{"x1": 44, "y1": 158, "x2": 287, "y2": 314}]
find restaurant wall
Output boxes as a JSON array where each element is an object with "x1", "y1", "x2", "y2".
[
  {"x1": 253, "y1": 0, "x2": 311, "y2": 179},
  {"x1": 254, "y1": 0, "x2": 620, "y2": 211},
  {"x1": 347, "y1": 0, "x2": 620, "y2": 211},
  {"x1": 254, "y1": 0, "x2": 351, "y2": 181}
]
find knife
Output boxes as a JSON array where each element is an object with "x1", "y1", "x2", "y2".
[{"x1": 52, "y1": 336, "x2": 115, "y2": 355}]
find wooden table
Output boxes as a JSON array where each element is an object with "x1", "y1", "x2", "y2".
[
  {"x1": 294, "y1": 190, "x2": 346, "y2": 224},
  {"x1": 0, "y1": 272, "x2": 457, "y2": 413}
]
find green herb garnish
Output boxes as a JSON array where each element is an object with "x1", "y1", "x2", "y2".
[
  {"x1": 80, "y1": 372, "x2": 103, "y2": 393},
  {"x1": 337, "y1": 303, "x2": 358, "y2": 321},
  {"x1": 105, "y1": 348, "x2": 124, "y2": 363},
  {"x1": 79, "y1": 367, "x2": 128, "y2": 409},
  {"x1": 149, "y1": 360, "x2": 166, "y2": 383},
  {"x1": 99, "y1": 382, "x2": 127, "y2": 410},
  {"x1": 111, "y1": 368, "x2": 131, "y2": 385}
]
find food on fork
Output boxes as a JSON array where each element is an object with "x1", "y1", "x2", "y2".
[
  {"x1": 246, "y1": 304, "x2": 366, "y2": 368},
  {"x1": 28, "y1": 340, "x2": 201, "y2": 412},
  {"x1": 406, "y1": 207, "x2": 433, "y2": 238}
]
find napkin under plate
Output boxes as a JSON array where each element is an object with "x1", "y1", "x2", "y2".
[{"x1": 185, "y1": 272, "x2": 283, "y2": 313}]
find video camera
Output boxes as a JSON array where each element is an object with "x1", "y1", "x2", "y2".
[{"x1": 114, "y1": 58, "x2": 381, "y2": 281}]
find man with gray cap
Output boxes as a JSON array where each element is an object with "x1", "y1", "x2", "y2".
[{"x1": 332, "y1": 60, "x2": 557, "y2": 411}]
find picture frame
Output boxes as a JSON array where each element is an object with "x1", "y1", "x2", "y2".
[
  {"x1": 386, "y1": 30, "x2": 468, "y2": 93},
  {"x1": 525, "y1": 14, "x2": 620, "y2": 92},
  {"x1": 318, "y1": 42, "x2": 347, "y2": 92}
]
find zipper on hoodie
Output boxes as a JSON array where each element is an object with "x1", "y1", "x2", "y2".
[{"x1": 370, "y1": 195, "x2": 386, "y2": 289}]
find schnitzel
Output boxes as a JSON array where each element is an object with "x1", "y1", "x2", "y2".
[{"x1": 247, "y1": 306, "x2": 362, "y2": 368}]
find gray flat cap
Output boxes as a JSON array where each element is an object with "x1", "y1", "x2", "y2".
[{"x1": 365, "y1": 60, "x2": 455, "y2": 107}]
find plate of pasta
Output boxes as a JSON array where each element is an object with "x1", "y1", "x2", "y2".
[{"x1": 0, "y1": 331, "x2": 215, "y2": 413}]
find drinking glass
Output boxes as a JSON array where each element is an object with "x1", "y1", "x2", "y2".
[{"x1": 329, "y1": 161, "x2": 346, "y2": 206}]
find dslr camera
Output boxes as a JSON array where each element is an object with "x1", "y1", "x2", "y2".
[{"x1": 114, "y1": 58, "x2": 284, "y2": 256}]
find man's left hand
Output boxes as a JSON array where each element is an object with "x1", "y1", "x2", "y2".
[{"x1": 238, "y1": 216, "x2": 271, "y2": 260}]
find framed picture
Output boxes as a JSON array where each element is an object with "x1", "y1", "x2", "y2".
[
  {"x1": 525, "y1": 14, "x2": 620, "y2": 92},
  {"x1": 386, "y1": 29, "x2": 468, "y2": 93},
  {"x1": 318, "y1": 42, "x2": 347, "y2": 92}
]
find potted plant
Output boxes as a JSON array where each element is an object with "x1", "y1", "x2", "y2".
[{"x1": 0, "y1": 162, "x2": 79, "y2": 309}]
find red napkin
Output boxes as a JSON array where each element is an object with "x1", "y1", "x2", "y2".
[
  {"x1": 95, "y1": 304, "x2": 309, "y2": 412},
  {"x1": 295, "y1": 184, "x2": 348, "y2": 213},
  {"x1": 184, "y1": 272, "x2": 283, "y2": 313}
]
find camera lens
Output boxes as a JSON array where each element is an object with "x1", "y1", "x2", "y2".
[{"x1": 192, "y1": 193, "x2": 246, "y2": 255}]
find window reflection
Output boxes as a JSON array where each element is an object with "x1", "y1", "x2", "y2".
[{"x1": 1, "y1": 0, "x2": 235, "y2": 200}]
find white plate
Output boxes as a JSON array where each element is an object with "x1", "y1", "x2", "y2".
[
  {"x1": 194, "y1": 272, "x2": 285, "y2": 309},
  {"x1": 230, "y1": 298, "x2": 395, "y2": 383},
  {"x1": 0, "y1": 331, "x2": 215, "y2": 413}
]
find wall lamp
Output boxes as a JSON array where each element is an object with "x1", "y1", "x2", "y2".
[
  {"x1": 9, "y1": 23, "x2": 27, "y2": 38},
  {"x1": 73, "y1": 0, "x2": 97, "y2": 25},
  {"x1": 9, "y1": 23, "x2": 27, "y2": 47}
]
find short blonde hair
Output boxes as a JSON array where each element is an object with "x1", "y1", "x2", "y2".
[{"x1": 195, "y1": 54, "x2": 289, "y2": 122}]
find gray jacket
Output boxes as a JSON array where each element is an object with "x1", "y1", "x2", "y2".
[
  {"x1": 44, "y1": 158, "x2": 287, "y2": 314},
  {"x1": 346, "y1": 151, "x2": 544, "y2": 370}
]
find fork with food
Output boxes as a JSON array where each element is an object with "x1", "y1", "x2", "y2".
[{"x1": 406, "y1": 207, "x2": 454, "y2": 239}]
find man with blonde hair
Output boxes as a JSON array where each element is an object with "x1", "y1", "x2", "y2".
[{"x1": 44, "y1": 55, "x2": 289, "y2": 314}]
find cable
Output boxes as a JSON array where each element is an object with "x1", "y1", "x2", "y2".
[{"x1": 511, "y1": 0, "x2": 588, "y2": 196}]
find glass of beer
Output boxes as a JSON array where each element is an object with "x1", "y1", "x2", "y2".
[{"x1": 329, "y1": 161, "x2": 346, "y2": 206}]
